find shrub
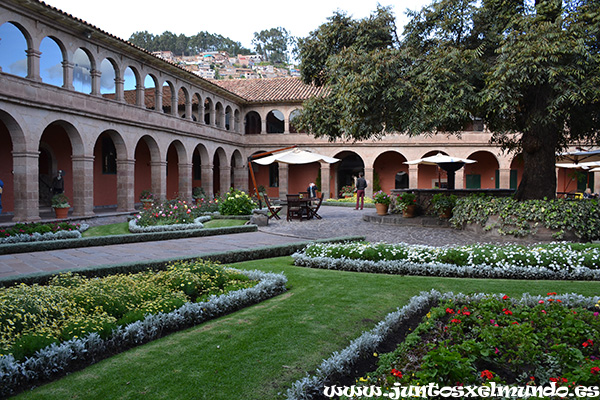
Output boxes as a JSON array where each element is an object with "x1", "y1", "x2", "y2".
[
  {"x1": 451, "y1": 195, "x2": 600, "y2": 241},
  {"x1": 51, "y1": 194, "x2": 70, "y2": 208},
  {"x1": 139, "y1": 190, "x2": 153, "y2": 201},
  {"x1": 218, "y1": 188, "x2": 256, "y2": 215},
  {"x1": 431, "y1": 193, "x2": 458, "y2": 215},
  {"x1": 395, "y1": 192, "x2": 417, "y2": 212},
  {"x1": 136, "y1": 198, "x2": 201, "y2": 227}
]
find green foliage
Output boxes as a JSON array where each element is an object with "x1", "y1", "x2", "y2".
[
  {"x1": 252, "y1": 27, "x2": 291, "y2": 63},
  {"x1": 339, "y1": 185, "x2": 355, "y2": 197},
  {"x1": 451, "y1": 195, "x2": 600, "y2": 241},
  {"x1": 218, "y1": 188, "x2": 256, "y2": 216},
  {"x1": 51, "y1": 194, "x2": 70, "y2": 208},
  {"x1": 372, "y1": 190, "x2": 391, "y2": 205},
  {"x1": 0, "y1": 222, "x2": 81, "y2": 239},
  {"x1": 396, "y1": 192, "x2": 417, "y2": 211},
  {"x1": 431, "y1": 193, "x2": 458, "y2": 214},
  {"x1": 0, "y1": 261, "x2": 257, "y2": 359},
  {"x1": 128, "y1": 30, "x2": 251, "y2": 56},
  {"x1": 139, "y1": 189, "x2": 153, "y2": 201},
  {"x1": 363, "y1": 295, "x2": 600, "y2": 388},
  {"x1": 372, "y1": 171, "x2": 381, "y2": 192}
]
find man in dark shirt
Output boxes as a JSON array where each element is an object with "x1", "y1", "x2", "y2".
[{"x1": 355, "y1": 172, "x2": 367, "y2": 210}]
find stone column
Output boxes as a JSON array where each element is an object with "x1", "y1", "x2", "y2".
[
  {"x1": 320, "y1": 163, "x2": 331, "y2": 200},
  {"x1": 115, "y1": 77, "x2": 125, "y2": 103},
  {"x1": 498, "y1": 168, "x2": 511, "y2": 189},
  {"x1": 595, "y1": 171, "x2": 600, "y2": 195},
  {"x1": 136, "y1": 84, "x2": 145, "y2": 107},
  {"x1": 220, "y1": 166, "x2": 231, "y2": 193},
  {"x1": 456, "y1": 169, "x2": 465, "y2": 189},
  {"x1": 150, "y1": 160, "x2": 167, "y2": 200},
  {"x1": 179, "y1": 162, "x2": 193, "y2": 201},
  {"x1": 26, "y1": 49, "x2": 42, "y2": 82},
  {"x1": 278, "y1": 163, "x2": 289, "y2": 200},
  {"x1": 116, "y1": 158, "x2": 135, "y2": 212},
  {"x1": 171, "y1": 90, "x2": 178, "y2": 117},
  {"x1": 12, "y1": 151, "x2": 41, "y2": 222},
  {"x1": 62, "y1": 61, "x2": 75, "y2": 90},
  {"x1": 90, "y1": 69, "x2": 101, "y2": 96},
  {"x1": 201, "y1": 164, "x2": 214, "y2": 198},
  {"x1": 364, "y1": 167, "x2": 374, "y2": 198},
  {"x1": 261, "y1": 118, "x2": 267, "y2": 134},
  {"x1": 155, "y1": 87, "x2": 163, "y2": 113},
  {"x1": 71, "y1": 155, "x2": 95, "y2": 217},
  {"x1": 408, "y1": 165, "x2": 419, "y2": 189},
  {"x1": 185, "y1": 99, "x2": 193, "y2": 120},
  {"x1": 233, "y1": 165, "x2": 247, "y2": 191},
  {"x1": 284, "y1": 117, "x2": 290, "y2": 134}
]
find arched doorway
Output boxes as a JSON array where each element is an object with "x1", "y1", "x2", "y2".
[{"x1": 334, "y1": 151, "x2": 364, "y2": 198}]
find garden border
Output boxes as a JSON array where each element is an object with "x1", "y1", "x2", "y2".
[{"x1": 285, "y1": 291, "x2": 600, "y2": 400}]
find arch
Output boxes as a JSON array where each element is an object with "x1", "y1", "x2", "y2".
[
  {"x1": 166, "y1": 140, "x2": 186, "y2": 199},
  {"x1": 213, "y1": 147, "x2": 227, "y2": 195},
  {"x1": 204, "y1": 97, "x2": 213, "y2": 125},
  {"x1": 192, "y1": 93, "x2": 202, "y2": 122},
  {"x1": 162, "y1": 81, "x2": 175, "y2": 114},
  {"x1": 192, "y1": 143, "x2": 209, "y2": 193},
  {"x1": 266, "y1": 109, "x2": 284, "y2": 133},
  {"x1": 73, "y1": 48, "x2": 93, "y2": 94},
  {"x1": 144, "y1": 74, "x2": 158, "y2": 110},
  {"x1": 333, "y1": 151, "x2": 365, "y2": 198},
  {"x1": 416, "y1": 150, "x2": 448, "y2": 189},
  {"x1": 178, "y1": 87, "x2": 189, "y2": 118},
  {"x1": 465, "y1": 151, "x2": 500, "y2": 189},
  {"x1": 225, "y1": 106, "x2": 233, "y2": 131},
  {"x1": 100, "y1": 58, "x2": 117, "y2": 96},
  {"x1": 510, "y1": 153, "x2": 524, "y2": 191},
  {"x1": 134, "y1": 135, "x2": 160, "y2": 201},
  {"x1": 0, "y1": 22, "x2": 29, "y2": 77},
  {"x1": 373, "y1": 151, "x2": 409, "y2": 192},
  {"x1": 0, "y1": 114, "x2": 16, "y2": 213},
  {"x1": 123, "y1": 66, "x2": 138, "y2": 105},
  {"x1": 233, "y1": 109, "x2": 241, "y2": 133},
  {"x1": 215, "y1": 102, "x2": 224, "y2": 128},
  {"x1": 93, "y1": 130, "x2": 126, "y2": 207},
  {"x1": 245, "y1": 111, "x2": 261, "y2": 134},
  {"x1": 40, "y1": 36, "x2": 64, "y2": 87},
  {"x1": 289, "y1": 109, "x2": 303, "y2": 133}
]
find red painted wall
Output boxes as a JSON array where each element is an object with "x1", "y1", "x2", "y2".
[
  {"x1": 134, "y1": 140, "x2": 152, "y2": 201},
  {"x1": 289, "y1": 163, "x2": 320, "y2": 194},
  {"x1": 40, "y1": 125, "x2": 73, "y2": 202},
  {"x1": 0, "y1": 124, "x2": 14, "y2": 212},
  {"x1": 374, "y1": 152, "x2": 408, "y2": 193},
  {"x1": 167, "y1": 145, "x2": 179, "y2": 199},
  {"x1": 464, "y1": 152, "x2": 500, "y2": 189},
  {"x1": 93, "y1": 134, "x2": 118, "y2": 206}
]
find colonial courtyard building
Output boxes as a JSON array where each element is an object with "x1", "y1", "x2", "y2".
[{"x1": 0, "y1": 0, "x2": 589, "y2": 222}]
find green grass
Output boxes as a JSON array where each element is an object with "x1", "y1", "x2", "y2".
[
  {"x1": 14, "y1": 257, "x2": 600, "y2": 400},
  {"x1": 81, "y1": 219, "x2": 246, "y2": 237}
]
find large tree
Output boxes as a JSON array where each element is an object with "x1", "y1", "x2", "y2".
[
  {"x1": 295, "y1": 0, "x2": 600, "y2": 200},
  {"x1": 252, "y1": 27, "x2": 292, "y2": 64}
]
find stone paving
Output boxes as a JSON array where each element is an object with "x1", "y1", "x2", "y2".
[{"x1": 0, "y1": 205, "x2": 521, "y2": 279}]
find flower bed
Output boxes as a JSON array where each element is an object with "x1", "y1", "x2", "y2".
[
  {"x1": 286, "y1": 291, "x2": 600, "y2": 399},
  {"x1": 0, "y1": 222, "x2": 89, "y2": 244},
  {"x1": 293, "y1": 242, "x2": 600, "y2": 280},
  {"x1": 129, "y1": 216, "x2": 212, "y2": 233},
  {"x1": 135, "y1": 198, "x2": 203, "y2": 228},
  {"x1": 0, "y1": 263, "x2": 287, "y2": 397}
]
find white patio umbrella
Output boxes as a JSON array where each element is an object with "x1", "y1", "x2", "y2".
[
  {"x1": 404, "y1": 153, "x2": 476, "y2": 189},
  {"x1": 556, "y1": 149, "x2": 600, "y2": 164},
  {"x1": 252, "y1": 148, "x2": 340, "y2": 165}
]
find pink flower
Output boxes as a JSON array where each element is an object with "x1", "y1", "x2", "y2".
[{"x1": 539, "y1": 300, "x2": 544, "y2": 304}]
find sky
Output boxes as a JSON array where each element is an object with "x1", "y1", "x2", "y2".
[{"x1": 41, "y1": 0, "x2": 431, "y2": 49}]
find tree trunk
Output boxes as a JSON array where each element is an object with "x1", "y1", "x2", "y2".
[{"x1": 515, "y1": 125, "x2": 559, "y2": 200}]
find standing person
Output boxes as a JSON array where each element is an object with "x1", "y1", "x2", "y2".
[
  {"x1": 307, "y1": 182, "x2": 317, "y2": 198},
  {"x1": 355, "y1": 172, "x2": 367, "y2": 210},
  {"x1": 51, "y1": 170, "x2": 64, "y2": 195},
  {"x1": 0, "y1": 179, "x2": 3, "y2": 215}
]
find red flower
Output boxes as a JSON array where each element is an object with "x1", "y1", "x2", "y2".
[
  {"x1": 446, "y1": 308, "x2": 455, "y2": 314},
  {"x1": 391, "y1": 368, "x2": 403, "y2": 378},
  {"x1": 591, "y1": 367, "x2": 600, "y2": 375},
  {"x1": 481, "y1": 370, "x2": 494, "y2": 380},
  {"x1": 502, "y1": 308, "x2": 513, "y2": 315},
  {"x1": 451, "y1": 318, "x2": 461, "y2": 324},
  {"x1": 547, "y1": 292, "x2": 557, "y2": 296},
  {"x1": 583, "y1": 339, "x2": 593, "y2": 348}
]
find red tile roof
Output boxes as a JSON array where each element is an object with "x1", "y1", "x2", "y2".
[{"x1": 210, "y1": 77, "x2": 325, "y2": 103}]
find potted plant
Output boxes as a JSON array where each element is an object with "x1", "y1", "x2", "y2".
[
  {"x1": 192, "y1": 187, "x2": 206, "y2": 204},
  {"x1": 51, "y1": 193, "x2": 70, "y2": 219},
  {"x1": 140, "y1": 189, "x2": 154, "y2": 209},
  {"x1": 372, "y1": 190, "x2": 391, "y2": 215},
  {"x1": 397, "y1": 192, "x2": 418, "y2": 218},
  {"x1": 339, "y1": 185, "x2": 355, "y2": 198},
  {"x1": 431, "y1": 193, "x2": 457, "y2": 219}
]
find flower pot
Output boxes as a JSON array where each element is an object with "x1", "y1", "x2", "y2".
[
  {"x1": 375, "y1": 203, "x2": 389, "y2": 216},
  {"x1": 54, "y1": 207, "x2": 69, "y2": 219},
  {"x1": 141, "y1": 200, "x2": 154, "y2": 210},
  {"x1": 439, "y1": 207, "x2": 452, "y2": 219},
  {"x1": 403, "y1": 204, "x2": 417, "y2": 218}
]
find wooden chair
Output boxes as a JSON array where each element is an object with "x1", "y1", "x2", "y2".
[
  {"x1": 286, "y1": 194, "x2": 304, "y2": 221},
  {"x1": 263, "y1": 195, "x2": 282, "y2": 220},
  {"x1": 307, "y1": 193, "x2": 324, "y2": 220}
]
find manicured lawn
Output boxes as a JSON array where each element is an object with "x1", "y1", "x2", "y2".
[
  {"x1": 13, "y1": 257, "x2": 600, "y2": 400},
  {"x1": 81, "y1": 219, "x2": 247, "y2": 237}
]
